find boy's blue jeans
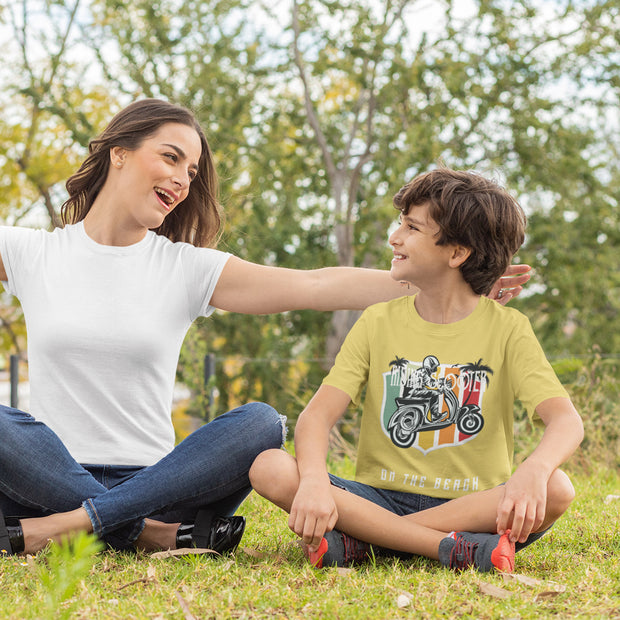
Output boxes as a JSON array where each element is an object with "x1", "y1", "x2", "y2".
[{"x1": 0, "y1": 402, "x2": 286, "y2": 550}]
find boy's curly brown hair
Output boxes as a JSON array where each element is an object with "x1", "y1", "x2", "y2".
[{"x1": 393, "y1": 167, "x2": 526, "y2": 295}]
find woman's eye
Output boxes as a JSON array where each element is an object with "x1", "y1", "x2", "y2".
[{"x1": 165, "y1": 153, "x2": 177, "y2": 162}]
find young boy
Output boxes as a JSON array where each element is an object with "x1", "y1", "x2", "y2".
[{"x1": 250, "y1": 168, "x2": 584, "y2": 573}]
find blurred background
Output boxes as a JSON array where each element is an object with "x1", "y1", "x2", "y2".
[{"x1": 0, "y1": 0, "x2": 618, "y2": 469}]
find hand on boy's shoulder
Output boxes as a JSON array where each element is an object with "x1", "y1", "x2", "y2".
[{"x1": 488, "y1": 264, "x2": 532, "y2": 306}]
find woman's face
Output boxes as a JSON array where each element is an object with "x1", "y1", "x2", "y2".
[{"x1": 110, "y1": 122, "x2": 202, "y2": 230}]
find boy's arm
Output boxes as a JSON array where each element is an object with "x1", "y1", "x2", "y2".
[
  {"x1": 496, "y1": 397, "x2": 584, "y2": 543},
  {"x1": 289, "y1": 384, "x2": 352, "y2": 553}
]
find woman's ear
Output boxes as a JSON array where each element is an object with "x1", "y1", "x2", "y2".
[
  {"x1": 110, "y1": 146, "x2": 127, "y2": 169},
  {"x1": 449, "y1": 245, "x2": 471, "y2": 269}
]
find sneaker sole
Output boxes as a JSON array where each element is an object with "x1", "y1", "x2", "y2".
[
  {"x1": 305, "y1": 537, "x2": 329, "y2": 569},
  {"x1": 490, "y1": 531, "x2": 515, "y2": 572}
]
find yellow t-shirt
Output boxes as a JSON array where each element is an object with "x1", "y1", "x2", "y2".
[{"x1": 322, "y1": 295, "x2": 568, "y2": 499}]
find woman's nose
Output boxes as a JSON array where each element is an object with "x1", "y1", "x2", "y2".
[{"x1": 175, "y1": 164, "x2": 194, "y2": 187}]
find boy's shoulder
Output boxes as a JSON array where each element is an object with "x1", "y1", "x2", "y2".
[
  {"x1": 471, "y1": 298, "x2": 533, "y2": 336},
  {"x1": 361, "y1": 295, "x2": 530, "y2": 330},
  {"x1": 478, "y1": 295, "x2": 526, "y2": 317},
  {"x1": 362, "y1": 295, "x2": 411, "y2": 317},
  {"x1": 357, "y1": 296, "x2": 412, "y2": 331}
]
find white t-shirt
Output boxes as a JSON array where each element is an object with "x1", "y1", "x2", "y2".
[{"x1": 0, "y1": 222, "x2": 230, "y2": 466}]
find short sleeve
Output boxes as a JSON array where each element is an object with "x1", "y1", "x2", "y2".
[
  {"x1": 178, "y1": 245, "x2": 232, "y2": 320},
  {"x1": 0, "y1": 226, "x2": 43, "y2": 298},
  {"x1": 322, "y1": 311, "x2": 372, "y2": 407},
  {"x1": 505, "y1": 314, "x2": 569, "y2": 422}
]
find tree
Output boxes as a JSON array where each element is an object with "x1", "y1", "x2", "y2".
[
  {"x1": 275, "y1": 0, "x2": 619, "y2": 359},
  {"x1": 0, "y1": 0, "x2": 116, "y2": 356},
  {"x1": 494, "y1": 0, "x2": 620, "y2": 356},
  {"x1": 1, "y1": 0, "x2": 117, "y2": 226},
  {"x1": 84, "y1": 0, "x2": 620, "y2": 413},
  {"x1": 1, "y1": 0, "x2": 617, "y2": 420}
]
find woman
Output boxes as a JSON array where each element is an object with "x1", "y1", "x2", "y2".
[{"x1": 0, "y1": 99, "x2": 529, "y2": 556}]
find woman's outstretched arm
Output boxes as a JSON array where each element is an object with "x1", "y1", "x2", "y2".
[{"x1": 210, "y1": 256, "x2": 531, "y2": 315}]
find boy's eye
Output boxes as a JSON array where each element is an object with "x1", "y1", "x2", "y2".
[{"x1": 399, "y1": 217, "x2": 416, "y2": 231}]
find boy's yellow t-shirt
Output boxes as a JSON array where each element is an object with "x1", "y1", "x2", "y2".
[{"x1": 322, "y1": 295, "x2": 568, "y2": 499}]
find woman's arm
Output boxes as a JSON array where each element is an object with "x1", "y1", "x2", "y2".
[
  {"x1": 210, "y1": 256, "x2": 532, "y2": 315},
  {"x1": 210, "y1": 256, "x2": 411, "y2": 314}
]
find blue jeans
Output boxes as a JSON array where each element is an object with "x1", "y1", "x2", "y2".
[{"x1": 0, "y1": 402, "x2": 286, "y2": 550}]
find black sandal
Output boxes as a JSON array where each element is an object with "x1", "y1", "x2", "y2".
[
  {"x1": 0, "y1": 509, "x2": 25, "y2": 555},
  {"x1": 176, "y1": 508, "x2": 245, "y2": 554}
]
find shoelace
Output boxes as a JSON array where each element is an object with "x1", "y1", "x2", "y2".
[
  {"x1": 450, "y1": 534, "x2": 477, "y2": 569},
  {"x1": 342, "y1": 533, "x2": 371, "y2": 564}
]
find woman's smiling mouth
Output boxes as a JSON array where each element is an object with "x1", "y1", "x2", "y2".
[{"x1": 154, "y1": 187, "x2": 178, "y2": 211}]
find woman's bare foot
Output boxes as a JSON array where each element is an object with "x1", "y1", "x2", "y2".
[
  {"x1": 134, "y1": 518, "x2": 180, "y2": 552},
  {"x1": 19, "y1": 507, "x2": 93, "y2": 554},
  {"x1": 19, "y1": 511, "x2": 179, "y2": 554}
]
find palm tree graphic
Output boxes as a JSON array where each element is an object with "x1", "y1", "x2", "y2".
[
  {"x1": 389, "y1": 355, "x2": 410, "y2": 389},
  {"x1": 460, "y1": 359, "x2": 494, "y2": 406}
]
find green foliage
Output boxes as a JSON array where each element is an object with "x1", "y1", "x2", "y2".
[
  {"x1": 1, "y1": 1, "x2": 618, "y2": 427},
  {"x1": 178, "y1": 320, "x2": 328, "y2": 422},
  {"x1": 559, "y1": 351, "x2": 620, "y2": 473},
  {"x1": 513, "y1": 352, "x2": 620, "y2": 473},
  {"x1": 32, "y1": 532, "x2": 103, "y2": 620}
]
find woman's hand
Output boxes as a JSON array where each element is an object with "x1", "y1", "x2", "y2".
[{"x1": 487, "y1": 264, "x2": 532, "y2": 306}]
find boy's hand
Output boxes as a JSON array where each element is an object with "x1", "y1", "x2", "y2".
[
  {"x1": 496, "y1": 460, "x2": 548, "y2": 543},
  {"x1": 488, "y1": 264, "x2": 532, "y2": 306},
  {"x1": 288, "y1": 476, "x2": 338, "y2": 553}
]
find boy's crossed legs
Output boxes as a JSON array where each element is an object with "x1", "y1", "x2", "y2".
[{"x1": 250, "y1": 449, "x2": 575, "y2": 572}]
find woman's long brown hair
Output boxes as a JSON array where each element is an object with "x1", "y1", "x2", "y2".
[{"x1": 61, "y1": 99, "x2": 222, "y2": 247}]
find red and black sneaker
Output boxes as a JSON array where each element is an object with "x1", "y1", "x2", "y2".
[
  {"x1": 305, "y1": 530, "x2": 373, "y2": 568},
  {"x1": 438, "y1": 530, "x2": 515, "y2": 573}
]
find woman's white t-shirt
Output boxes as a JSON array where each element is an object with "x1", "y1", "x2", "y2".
[{"x1": 0, "y1": 222, "x2": 230, "y2": 466}]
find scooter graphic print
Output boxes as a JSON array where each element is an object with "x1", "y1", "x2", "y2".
[{"x1": 387, "y1": 356, "x2": 485, "y2": 449}]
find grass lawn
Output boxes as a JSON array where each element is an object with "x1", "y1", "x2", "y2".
[{"x1": 1, "y1": 462, "x2": 618, "y2": 619}]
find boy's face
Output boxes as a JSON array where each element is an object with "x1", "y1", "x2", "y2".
[{"x1": 389, "y1": 203, "x2": 457, "y2": 288}]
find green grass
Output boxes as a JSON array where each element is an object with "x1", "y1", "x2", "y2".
[{"x1": 1, "y1": 465, "x2": 618, "y2": 620}]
